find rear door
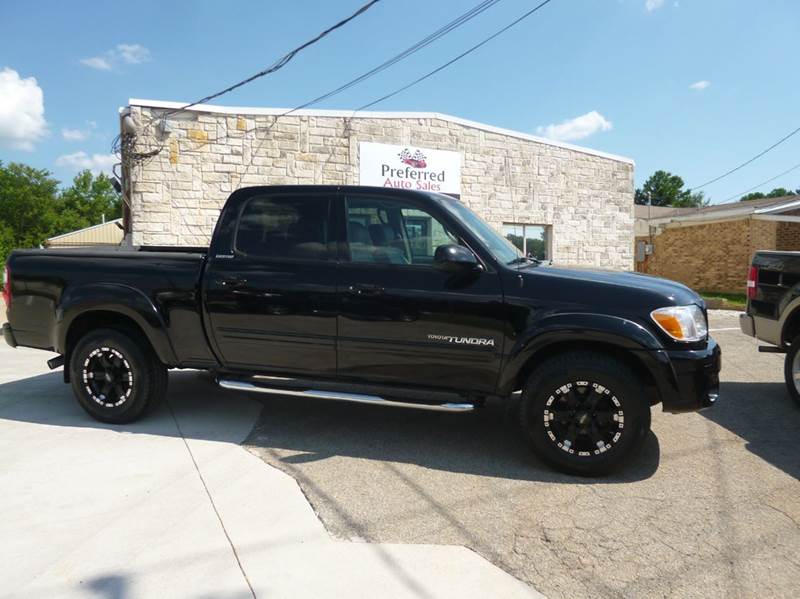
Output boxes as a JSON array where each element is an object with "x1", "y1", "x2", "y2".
[
  {"x1": 336, "y1": 190, "x2": 506, "y2": 393},
  {"x1": 204, "y1": 189, "x2": 338, "y2": 376}
]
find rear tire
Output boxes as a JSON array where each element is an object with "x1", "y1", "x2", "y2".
[
  {"x1": 519, "y1": 351, "x2": 650, "y2": 476},
  {"x1": 69, "y1": 328, "x2": 167, "y2": 424},
  {"x1": 783, "y1": 337, "x2": 800, "y2": 407}
]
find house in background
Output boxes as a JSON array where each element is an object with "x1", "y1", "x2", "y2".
[
  {"x1": 635, "y1": 195, "x2": 800, "y2": 294},
  {"x1": 44, "y1": 219, "x2": 124, "y2": 248}
]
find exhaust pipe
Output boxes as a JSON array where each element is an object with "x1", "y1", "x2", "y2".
[{"x1": 47, "y1": 355, "x2": 65, "y2": 370}]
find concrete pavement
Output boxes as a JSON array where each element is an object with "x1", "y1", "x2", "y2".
[
  {"x1": 247, "y1": 311, "x2": 800, "y2": 599},
  {"x1": 0, "y1": 341, "x2": 539, "y2": 597}
]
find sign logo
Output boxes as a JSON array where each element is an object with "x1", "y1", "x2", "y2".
[
  {"x1": 398, "y1": 148, "x2": 427, "y2": 169},
  {"x1": 359, "y1": 142, "x2": 461, "y2": 196}
]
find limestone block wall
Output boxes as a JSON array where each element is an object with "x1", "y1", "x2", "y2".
[{"x1": 124, "y1": 102, "x2": 635, "y2": 270}]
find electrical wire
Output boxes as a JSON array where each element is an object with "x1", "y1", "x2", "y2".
[
  {"x1": 286, "y1": 0, "x2": 505, "y2": 114},
  {"x1": 156, "y1": 0, "x2": 383, "y2": 119},
  {"x1": 355, "y1": 0, "x2": 556, "y2": 112},
  {"x1": 171, "y1": 0, "x2": 508, "y2": 148},
  {"x1": 716, "y1": 161, "x2": 800, "y2": 204},
  {"x1": 189, "y1": 0, "x2": 550, "y2": 155},
  {"x1": 690, "y1": 124, "x2": 800, "y2": 191}
]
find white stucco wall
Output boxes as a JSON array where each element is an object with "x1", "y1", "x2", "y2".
[{"x1": 124, "y1": 100, "x2": 634, "y2": 269}]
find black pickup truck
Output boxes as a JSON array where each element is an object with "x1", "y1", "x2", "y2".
[
  {"x1": 740, "y1": 250, "x2": 800, "y2": 405},
  {"x1": 2, "y1": 185, "x2": 720, "y2": 475}
]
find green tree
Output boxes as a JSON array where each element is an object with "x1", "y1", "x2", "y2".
[
  {"x1": 634, "y1": 170, "x2": 707, "y2": 207},
  {"x1": 0, "y1": 163, "x2": 122, "y2": 266},
  {"x1": 740, "y1": 187, "x2": 797, "y2": 201},
  {"x1": 57, "y1": 170, "x2": 121, "y2": 231},
  {"x1": 0, "y1": 161, "x2": 60, "y2": 262}
]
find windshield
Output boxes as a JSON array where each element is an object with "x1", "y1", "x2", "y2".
[{"x1": 434, "y1": 194, "x2": 523, "y2": 265}]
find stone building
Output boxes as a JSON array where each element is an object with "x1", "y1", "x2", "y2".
[
  {"x1": 121, "y1": 99, "x2": 635, "y2": 269},
  {"x1": 634, "y1": 195, "x2": 800, "y2": 293}
]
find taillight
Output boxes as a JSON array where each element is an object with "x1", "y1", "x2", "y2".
[
  {"x1": 747, "y1": 265, "x2": 758, "y2": 300},
  {"x1": 2, "y1": 263, "x2": 10, "y2": 309}
]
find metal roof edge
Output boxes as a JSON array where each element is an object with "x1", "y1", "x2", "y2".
[{"x1": 46, "y1": 218, "x2": 123, "y2": 241}]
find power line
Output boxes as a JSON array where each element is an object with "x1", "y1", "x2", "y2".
[
  {"x1": 355, "y1": 0, "x2": 556, "y2": 112},
  {"x1": 690, "y1": 124, "x2": 800, "y2": 191},
  {"x1": 191, "y1": 0, "x2": 507, "y2": 143},
  {"x1": 179, "y1": 0, "x2": 508, "y2": 149},
  {"x1": 289, "y1": 0, "x2": 505, "y2": 113},
  {"x1": 716, "y1": 161, "x2": 800, "y2": 204},
  {"x1": 157, "y1": 0, "x2": 383, "y2": 119}
]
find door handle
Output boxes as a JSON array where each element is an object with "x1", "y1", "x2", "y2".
[
  {"x1": 216, "y1": 276, "x2": 248, "y2": 289},
  {"x1": 348, "y1": 284, "x2": 385, "y2": 297}
]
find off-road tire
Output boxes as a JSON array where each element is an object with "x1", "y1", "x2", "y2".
[
  {"x1": 69, "y1": 328, "x2": 168, "y2": 424},
  {"x1": 519, "y1": 351, "x2": 651, "y2": 476}
]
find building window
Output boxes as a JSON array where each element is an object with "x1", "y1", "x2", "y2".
[{"x1": 503, "y1": 223, "x2": 550, "y2": 260}]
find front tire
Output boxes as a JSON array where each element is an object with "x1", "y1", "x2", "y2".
[
  {"x1": 69, "y1": 328, "x2": 167, "y2": 424},
  {"x1": 519, "y1": 352, "x2": 651, "y2": 476}
]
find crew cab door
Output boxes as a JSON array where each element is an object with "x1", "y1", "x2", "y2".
[
  {"x1": 337, "y1": 190, "x2": 506, "y2": 393},
  {"x1": 203, "y1": 189, "x2": 338, "y2": 376}
]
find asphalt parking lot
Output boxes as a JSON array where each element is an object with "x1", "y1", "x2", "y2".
[
  {"x1": 246, "y1": 310, "x2": 800, "y2": 599},
  {"x1": 2, "y1": 308, "x2": 798, "y2": 598}
]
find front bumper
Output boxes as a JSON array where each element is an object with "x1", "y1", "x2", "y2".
[
  {"x1": 653, "y1": 338, "x2": 721, "y2": 413},
  {"x1": 662, "y1": 338, "x2": 721, "y2": 412},
  {"x1": 2, "y1": 322, "x2": 17, "y2": 348}
]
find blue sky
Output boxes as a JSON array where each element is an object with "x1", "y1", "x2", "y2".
[{"x1": 1, "y1": 0, "x2": 798, "y2": 203}]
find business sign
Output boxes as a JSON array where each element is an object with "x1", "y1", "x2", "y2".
[{"x1": 359, "y1": 142, "x2": 461, "y2": 196}]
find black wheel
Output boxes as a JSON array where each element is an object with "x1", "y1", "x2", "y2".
[
  {"x1": 69, "y1": 328, "x2": 168, "y2": 424},
  {"x1": 519, "y1": 352, "x2": 651, "y2": 476},
  {"x1": 783, "y1": 337, "x2": 800, "y2": 407}
]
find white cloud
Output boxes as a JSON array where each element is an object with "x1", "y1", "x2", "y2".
[
  {"x1": 61, "y1": 121, "x2": 97, "y2": 141},
  {"x1": 80, "y1": 44, "x2": 151, "y2": 71},
  {"x1": 646, "y1": 0, "x2": 665, "y2": 11},
  {"x1": 56, "y1": 151, "x2": 117, "y2": 175},
  {"x1": 80, "y1": 56, "x2": 113, "y2": 71},
  {"x1": 116, "y1": 44, "x2": 150, "y2": 64},
  {"x1": 536, "y1": 111, "x2": 613, "y2": 142},
  {"x1": 689, "y1": 80, "x2": 711, "y2": 91},
  {"x1": 61, "y1": 128, "x2": 88, "y2": 141},
  {"x1": 0, "y1": 67, "x2": 47, "y2": 151}
]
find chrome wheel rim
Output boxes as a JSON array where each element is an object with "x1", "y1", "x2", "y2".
[
  {"x1": 543, "y1": 381, "x2": 625, "y2": 457},
  {"x1": 82, "y1": 347, "x2": 134, "y2": 408}
]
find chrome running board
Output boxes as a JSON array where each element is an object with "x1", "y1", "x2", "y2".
[{"x1": 218, "y1": 379, "x2": 475, "y2": 413}]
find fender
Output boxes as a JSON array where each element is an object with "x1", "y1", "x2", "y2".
[
  {"x1": 54, "y1": 282, "x2": 179, "y2": 366},
  {"x1": 497, "y1": 312, "x2": 668, "y2": 395}
]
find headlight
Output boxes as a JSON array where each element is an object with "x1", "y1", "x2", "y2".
[{"x1": 650, "y1": 305, "x2": 708, "y2": 342}]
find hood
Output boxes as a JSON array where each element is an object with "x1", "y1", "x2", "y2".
[{"x1": 517, "y1": 263, "x2": 703, "y2": 312}]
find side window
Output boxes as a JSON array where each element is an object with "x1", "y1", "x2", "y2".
[
  {"x1": 235, "y1": 195, "x2": 331, "y2": 260},
  {"x1": 345, "y1": 196, "x2": 457, "y2": 266}
]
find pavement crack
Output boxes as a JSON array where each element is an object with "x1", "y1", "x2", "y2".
[{"x1": 166, "y1": 398, "x2": 257, "y2": 599}]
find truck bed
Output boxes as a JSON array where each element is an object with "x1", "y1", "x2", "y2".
[{"x1": 6, "y1": 246, "x2": 213, "y2": 365}]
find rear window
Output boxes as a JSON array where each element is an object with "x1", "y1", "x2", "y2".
[{"x1": 235, "y1": 195, "x2": 331, "y2": 260}]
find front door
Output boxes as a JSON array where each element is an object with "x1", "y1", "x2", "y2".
[
  {"x1": 204, "y1": 190, "x2": 338, "y2": 377},
  {"x1": 337, "y1": 191, "x2": 506, "y2": 393}
]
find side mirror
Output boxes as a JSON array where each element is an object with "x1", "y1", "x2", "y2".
[{"x1": 433, "y1": 244, "x2": 480, "y2": 273}]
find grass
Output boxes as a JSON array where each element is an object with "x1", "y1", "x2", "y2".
[{"x1": 700, "y1": 291, "x2": 747, "y2": 311}]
